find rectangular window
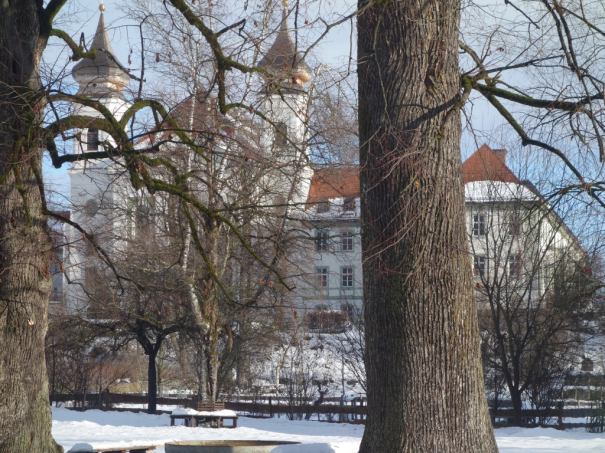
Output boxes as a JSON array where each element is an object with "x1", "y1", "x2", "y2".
[
  {"x1": 509, "y1": 215, "x2": 521, "y2": 236},
  {"x1": 315, "y1": 231, "x2": 329, "y2": 252},
  {"x1": 508, "y1": 254, "x2": 521, "y2": 277},
  {"x1": 316, "y1": 267, "x2": 328, "y2": 288},
  {"x1": 474, "y1": 256, "x2": 486, "y2": 277},
  {"x1": 473, "y1": 214, "x2": 486, "y2": 236},
  {"x1": 342, "y1": 267, "x2": 354, "y2": 288},
  {"x1": 87, "y1": 128, "x2": 100, "y2": 150},
  {"x1": 274, "y1": 122, "x2": 288, "y2": 148},
  {"x1": 317, "y1": 198, "x2": 330, "y2": 213},
  {"x1": 343, "y1": 197, "x2": 355, "y2": 211},
  {"x1": 341, "y1": 231, "x2": 354, "y2": 252}
]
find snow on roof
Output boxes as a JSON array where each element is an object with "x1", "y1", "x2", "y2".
[
  {"x1": 307, "y1": 166, "x2": 359, "y2": 205},
  {"x1": 306, "y1": 196, "x2": 359, "y2": 221},
  {"x1": 465, "y1": 181, "x2": 538, "y2": 203}
]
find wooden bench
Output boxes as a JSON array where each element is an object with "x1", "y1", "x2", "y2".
[
  {"x1": 187, "y1": 401, "x2": 225, "y2": 411},
  {"x1": 170, "y1": 401, "x2": 238, "y2": 428}
]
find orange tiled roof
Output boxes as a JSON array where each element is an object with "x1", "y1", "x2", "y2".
[
  {"x1": 307, "y1": 145, "x2": 520, "y2": 206},
  {"x1": 307, "y1": 166, "x2": 360, "y2": 205},
  {"x1": 462, "y1": 144, "x2": 520, "y2": 184},
  {"x1": 135, "y1": 94, "x2": 257, "y2": 146}
]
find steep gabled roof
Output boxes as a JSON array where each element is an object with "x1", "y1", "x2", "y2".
[
  {"x1": 462, "y1": 144, "x2": 520, "y2": 184},
  {"x1": 307, "y1": 166, "x2": 360, "y2": 205}
]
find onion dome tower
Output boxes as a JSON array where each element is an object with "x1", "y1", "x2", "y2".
[
  {"x1": 258, "y1": 1, "x2": 312, "y2": 89},
  {"x1": 72, "y1": 3, "x2": 130, "y2": 100},
  {"x1": 69, "y1": 4, "x2": 131, "y2": 167},
  {"x1": 258, "y1": 0, "x2": 314, "y2": 207},
  {"x1": 64, "y1": 5, "x2": 133, "y2": 313}
]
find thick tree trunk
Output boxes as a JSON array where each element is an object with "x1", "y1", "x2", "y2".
[
  {"x1": 357, "y1": 1, "x2": 497, "y2": 452},
  {"x1": 208, "y1": 352, "x2": 219, "y2": 403},
  {"x1": 199, "y1": 334, "x2": 220, "y2": 403},
  {"x1": 0, "y1": 2, "x2": 63, "y2": 452},
  {"x1": 147, "y1": 349, "x2": 158, "y2": 414},
  {"x1": 197, "y1": 346, "x2": 209, "y2": 403},
  {"x1": 511, "y1": 388, "x2": 523, "y2": 426}
]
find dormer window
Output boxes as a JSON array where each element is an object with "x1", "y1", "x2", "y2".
[
  {"x1": 317, "y1": 198, "x2": 330, "y2": 213},
  {"x1": 87, "y1": 129, "x2": 100, "y2": 150},
  {"x1": 343, "y1": 197, "x2": 355, "y2": 211}
]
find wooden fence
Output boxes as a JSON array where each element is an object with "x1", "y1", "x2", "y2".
[{"x1": 52, "y1": 393, "x2": 605, "y2": 429}]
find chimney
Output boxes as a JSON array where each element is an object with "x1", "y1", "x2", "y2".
[{"x1": 493, "y1": 149, "x2": 507, "y2": 166}]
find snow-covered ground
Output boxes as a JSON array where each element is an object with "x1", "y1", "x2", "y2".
[{"x1": 52, "y1": 407, "x2": 605, "y2": 452}]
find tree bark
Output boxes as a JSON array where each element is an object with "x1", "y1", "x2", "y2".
[
  {"x1": 147, "y1": 348, "x2": 159, "y2": 414},
  {"x1": 511, "y1": 388, "x2": 523, "y2": 426},
  {"x1": 357, "y1": 1, "x2": 497, "y2": 451},
  {"x1": 0, "y1": 1, "x2": 63, "y2": 452}
]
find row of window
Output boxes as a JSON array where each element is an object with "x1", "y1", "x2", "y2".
[
  {"x1": 472, "y1": 214, "x2": 521, "y2": 237},
  {"x1": 315, "y1": 230, "x2": 355, "y2": 252},
  {"x1": 316, "y1": 197, "x2": 356, "y2": 214},
  {"x1": 473, "y1": 254, "x2": 521, "y2": 277},
  {"x1": 316, "y1": 266, "x2": 355, "y2": 288}
]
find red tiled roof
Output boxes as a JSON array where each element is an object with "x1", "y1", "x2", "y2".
[
  {"x1": 135, "y1": 94, "x2": 257, "y2": 146},
  {"x1": 307, "y1": 166, "x2": 360, "y2": 205},
  {"x1": 462, "y1": 144, "x2": 520, "y2": 184},
  {"x1": 306, "y1": 145, "x2": 521, "y2": 206}
]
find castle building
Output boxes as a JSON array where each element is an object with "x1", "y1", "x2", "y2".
[
  {"x1": 58, "y1": 3, "x2": 318, "y2": 312},
  {"x1": 55, "y1": 6, "x2": 583, "y2": 326},
  {"x1": 300, "y1": 145, "x2": 585, "y2": 326}
]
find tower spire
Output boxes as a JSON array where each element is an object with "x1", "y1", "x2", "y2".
[
  {"x1": 258, "y1": 2, "x2": 312, "y2": 88},
  {"x1": 72, "y1": 9, "x2": 130, "y2": 99}
]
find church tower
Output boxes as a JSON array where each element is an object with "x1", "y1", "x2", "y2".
[
  {"x1": 64, "y1": 4, "x2": 131, "y2": 312},
  {"x1": 71, "y1": 3, "x2": 131, "y2": 167},
  {"x1": 258, "y1": 0, "x2": 314, "y2": 206}
]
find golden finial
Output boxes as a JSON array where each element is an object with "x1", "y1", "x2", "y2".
[
  {"x1": 99, "y1": 2, "x2": 106, "y2": 12},
  {"x1": 282, "y1": 0, "x2": 289, "y2": 8}
]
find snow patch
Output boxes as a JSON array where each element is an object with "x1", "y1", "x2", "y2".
[{"x1": 171, "y1": 408, "x2": 237, "y2": 417}]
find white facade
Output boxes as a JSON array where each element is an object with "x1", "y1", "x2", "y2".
[
  {"x1": 58, "y1": 8, "x2": 317, "y2": 314},
  {"x1": 301, "y1": 197, "x2": 363, "y2": 318},
  {"x1": 297, "y1": 150, "x2": 584, "y2": 319}
]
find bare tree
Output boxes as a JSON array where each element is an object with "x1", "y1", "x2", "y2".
[
  {"x1": 470, "y1": 192, "x2": 601, "y2": 424},
  {"x1": 82, "y1": 233, "x2": 195, "y2": 414},
  {"x1": 0, "y1": 0, "x2": 319, "y2": 448}
]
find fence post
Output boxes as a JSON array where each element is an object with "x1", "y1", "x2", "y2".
[
  {"x1": 558, "y1": 401, "x2": 563, "y2": 428},
  {"x1": 269, "y1": 396, "x2": 273, "y2": 418}
]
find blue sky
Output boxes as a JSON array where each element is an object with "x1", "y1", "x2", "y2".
[{"x1": 43, "y1": 0, "x2": 529, "y2": 206}]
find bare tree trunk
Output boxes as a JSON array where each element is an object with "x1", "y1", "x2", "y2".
[
  {"x1": 357, "y1": 0, "x2": 497, "y2": 451},
  {"x1": 147, "y1": 348, "x2": 158, "y2": 414},
  {"x1": 511, "y1": 388, "x2": 524, "y2": 426},
  {"x1": 207, "y1": 332, "x2": 220, "y2": 402},
  {"x1": 0, "y1": 2, "x2": 63, "y2": 452},
  {"x1": 197, "y1": 346, "x2": 209, "y2": 403}
]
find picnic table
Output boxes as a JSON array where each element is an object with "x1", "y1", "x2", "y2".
[{"x1": 170, "y1": 402, "x2": 238, "y2": 428}]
